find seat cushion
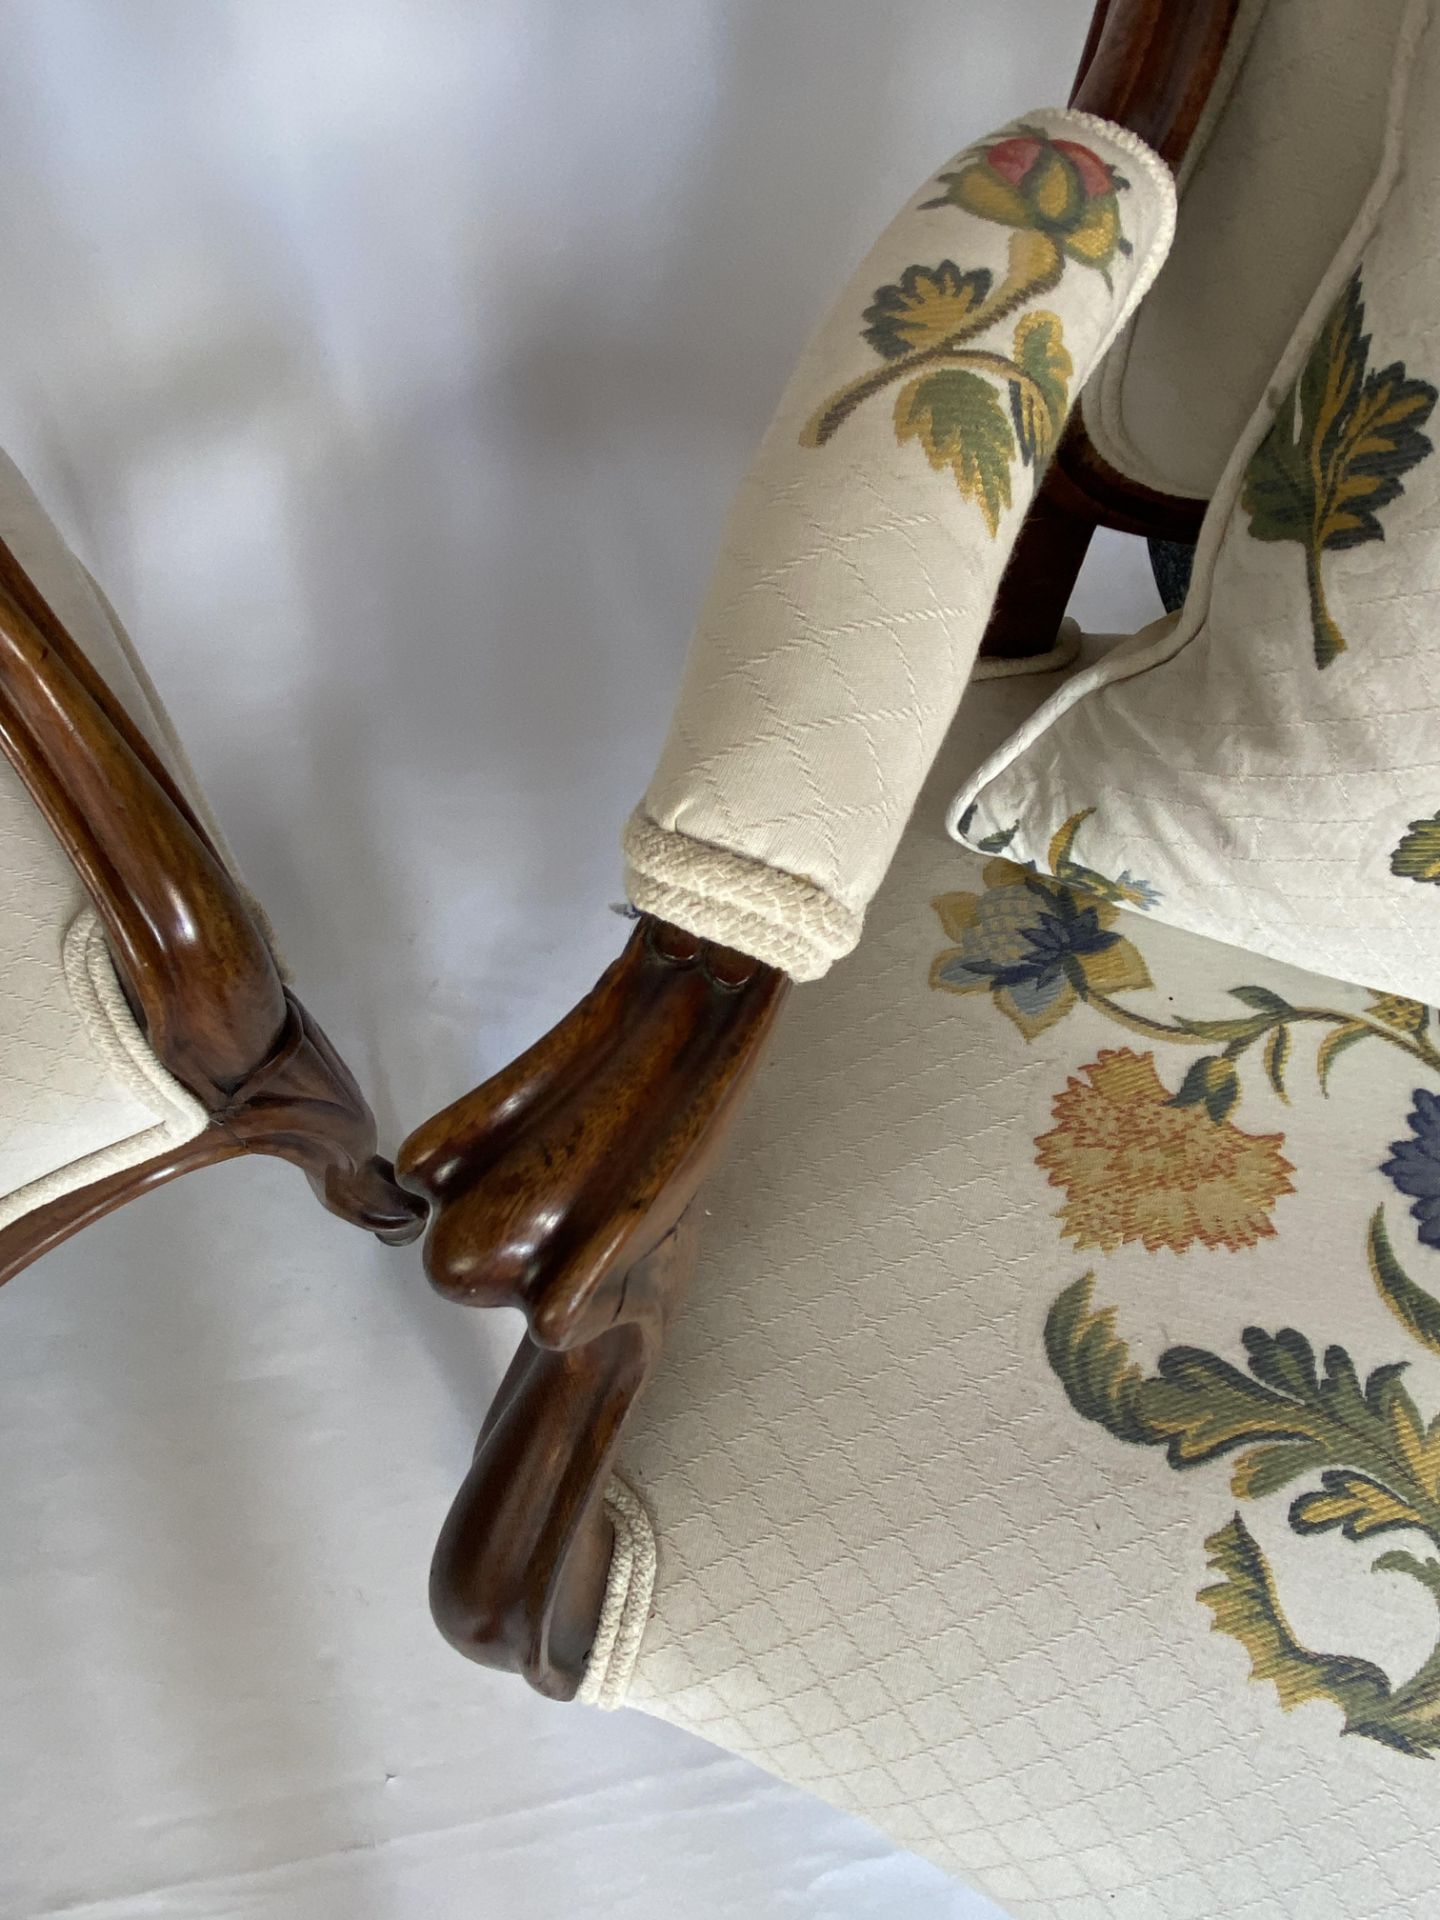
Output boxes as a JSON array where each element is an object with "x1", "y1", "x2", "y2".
[
  {"x1": 953, "y1": 0, "x2": 1440, "y2": 1012},
  {"x1": 1082, "y1": 0, "x2": 1410, "y2": 500},
  {"x1": 594, "y1": 656, "x2": 1440, "y2": 1918},
  {"x1": 0, "y1": 452, "x2": 206, "y2": 1230}
]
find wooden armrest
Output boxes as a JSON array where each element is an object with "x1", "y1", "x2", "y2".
[
  {"x1": 0, "y1": 551, "x2": 288, "y2": 1098},
  {"x1": 397, "y1": 918, "x2": 787, "y2": 1694}
]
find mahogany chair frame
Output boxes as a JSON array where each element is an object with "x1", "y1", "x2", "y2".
[
  {"x1": 397, "y1": 0, "x2": 1240, "y2": 1699},
  {"x1": 0, "y1": 535, "x2": 425, "y2": 1290}
]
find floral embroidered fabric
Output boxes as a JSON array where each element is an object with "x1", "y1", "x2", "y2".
[
  {"x1": 625, "y1": 110, "x2": 1175, "y2": 978},
  {"x1": 954, "y1": 1, "x2": 1440, "y2": 1009},
  {"x1": 615, "y1": 667, "x2": 1440, "y2": 1917}
]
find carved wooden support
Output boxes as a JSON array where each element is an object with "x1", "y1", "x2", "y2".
[
  {"x1": 981, "y1": 0, "x2": 1234, "y2": 659},
  {"x1": 398, "y1": 918, "x2": 787, "y2": 1693},
  {"x1": 0, "y1": 535, "x2": 424, "y2": 1282},
  {"x1": 0, "y1": 991, "x2": 424, "y2": 1290}
]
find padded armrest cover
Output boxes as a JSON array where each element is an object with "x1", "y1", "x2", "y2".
[{"x1": 623, "y1": 110, "x2": 1175, "y2": 979}]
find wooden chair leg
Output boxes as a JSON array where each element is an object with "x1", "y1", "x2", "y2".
[
  {"x1": 397, "y1": 920, "x2": 787, "y2": 1692},
  {"x1": 979, "y1": 470, "x2": 1099, "y2": 660}
]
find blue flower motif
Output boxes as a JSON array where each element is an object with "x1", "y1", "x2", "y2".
[
  {"x1": 931, "y1": 864, "x2": 1152, "y2": 1040},
  {"x1": 1110, "y1": 869, "x2": 1163, "y2": 912},
  {"x1": 1382, "y1": 1089, "x2": 1440, "y2": 1250},
  {"x1": 983, "y1": 892, "x2": 1121, "y2": 991}
]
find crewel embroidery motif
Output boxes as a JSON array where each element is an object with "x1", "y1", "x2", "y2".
[
  {"x1": 1242, "y1": 268, "x2": 1436, "y2": 668},
  {"x1": 930, "y1": 830, "x2": 1440, "y2": 1748},
  {"x1": 801, "y1": 129, "x2": 1133, "y2": 534}
]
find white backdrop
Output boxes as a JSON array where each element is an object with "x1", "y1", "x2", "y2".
[{"x1": 0, "y1": 6, "x2": 1163, "y2": 1917}]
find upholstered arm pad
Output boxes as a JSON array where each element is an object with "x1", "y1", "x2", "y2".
[{"x1": 624, "y1": 109, "x2": 1175, "y2": 978}]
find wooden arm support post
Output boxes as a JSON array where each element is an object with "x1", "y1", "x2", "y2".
[
  {"x1": 980, "y1": 0, "x2": 1236, "y2": 659},
  {"x1": 398, "y1": 919, "x2": 787, "y2": 1696}
]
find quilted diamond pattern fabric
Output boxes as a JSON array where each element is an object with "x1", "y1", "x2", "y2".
[
  {"x1": 603, "y1": 662, "x2": 1440, "y2": 1917},
  {"x1": 1083, "y1": 0, "x2": 1407, "y2": 500},
  {"x1": 0, "y1": 451, "x2": 206, "y2": 1228},
  {"x1": 625, "y1": 109, "x2": 1175, "y2": 979},
  {"x1": 955, "y1": 0, "x2": 1440, "y2": 1009}
]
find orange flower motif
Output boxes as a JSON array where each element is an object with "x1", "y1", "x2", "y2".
[{"x1": 1035, "y1": 1048, "x2": 1295, "y2": 1254}]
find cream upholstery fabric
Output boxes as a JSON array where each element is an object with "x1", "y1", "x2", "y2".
[
  {"x1": 624, "y1": 110, "x2": 1175, "y2": 979},
  {"x1": 955, "y1": 0, "x2": 1440, "y2": 1009},
  {"x1": 0, "y1": 452, "x2": 206, "y2": 1230},
  {"x1": 594, "y1": 659, "x2": 1440, "y2": 1918},
  {"x1": 1082, "y1": 0, "x2": 1408, "y2": 500}
]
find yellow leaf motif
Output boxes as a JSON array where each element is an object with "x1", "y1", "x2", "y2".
[
  {"x1": 1392, "y1": 812, "x2": 1440, "y2": 885},
  {"x1": 861, "y1": 261, "x2": 993, "y2": 360},
  {"x1": 1047, "y1": 1277, "x2": 1440, "y2": 1755},
  {"x1": 1291, "y1": 1471, "x2": 1429, "y2": 1541},
  {"x1": 1200, "y1": 1515, "x2": 1393, "y2": 1723},
  {"x1": 1010, "y1": 310, "x2": 1072, "y2": 464},
  {"x1": 800, "y1": 126, "x2": 1122, "y2": 515},
  {"x1": 1243, "y1": 271, "x2": 1437, "y2": 667}
]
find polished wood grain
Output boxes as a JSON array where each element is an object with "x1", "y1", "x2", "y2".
[
  {"x1": 0, "y1": 538, "x2": 424, "y2": 1286},
  {"x1": 399, "y1": 919, "x2": 786, "y2": 1694},
  {"x1": 429, "y1": 1216, "x2": 698, "y2": 1695},
  {"x1": 1072, "y1": 0, "x2": 1240, "y2": 165},
  {"x1": 980, "y1": 0, "x2": 1234, "y2": 658},
  {"x1": 409, "y1": 0, "x2": 1243, "y2": 1691}
]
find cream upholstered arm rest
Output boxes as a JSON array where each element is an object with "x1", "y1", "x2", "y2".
[{"x1": 623, "y1": 110, "x2": 1175, "y2": 979}]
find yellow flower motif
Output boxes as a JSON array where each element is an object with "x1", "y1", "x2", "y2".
[
  {"x1": 930, "y1": 860, "x2": 1151, "y2": 1041},
  {"x1": 1369, "y1": 991, "x2": 1430, "y2": 1036},
  {"x1": 1035, "y1": 1048, "x2": 1295, "y2": 1254}
]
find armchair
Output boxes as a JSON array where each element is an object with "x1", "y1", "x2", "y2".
[{"x1": 403, "y1": 0, "x2": 1440, "y2": 1911}]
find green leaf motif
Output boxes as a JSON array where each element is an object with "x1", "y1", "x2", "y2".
[
  {"x1": 1241, "y1": 269, "x2": 1437, "y2": 668},
  {"x1": 1229, "y1": 985, "x2": 1295, "y2": 1018},
  {"x1": 1315, "y1": 1019, "x2": 1370, "y2": 1092},
  {"x1": 1042, "y1": 1274, "x2": 1154, "y2": 1446},
  {"x1": 1045, "y1": 1274, "x2": 1440, "y2": 1753},
  {"x1": 1168, "y1": 1053, "x2": 1241, "y2": 1125},
  {"x1": 1290, "y1": 1468, "x2": 1430, "y2": 1542},
  {"x1": 1262, "y1": 1023, "x2": 1291, "y2": 1102},
  {"x1": 1370, "y1": 1205, "x2": 1440, "y2": 1361},
  {"x1": 1391, "y1": 812, "x2": 1440, "y2": 885},
  {"x1": 1199, "y1": 1514, "x2": 1397, "y2": 1733},
  {"x1": 1009, "y1": 310, "x2": 1071, "y2": 464},
  {"x1": 894, "y1": 369, "x2": 1014, "y2": 536},
  {"x1": 973, "y1": 822, "x2": 1019, "y2": 855}
]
